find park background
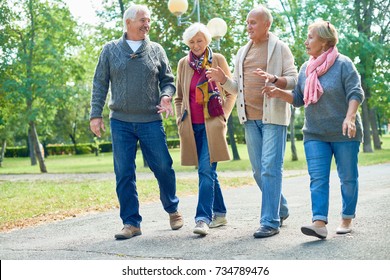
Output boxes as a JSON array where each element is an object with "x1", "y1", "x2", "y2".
[{"x1": 0, "y1": 0, "x2": 389, "y2": 232}]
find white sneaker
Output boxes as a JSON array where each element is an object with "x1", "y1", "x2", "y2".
[
  {"x1": 209, "y1": 216, "x2": 227, "y2": 228},
  {"x1": 193, "y1": 221, "x2": 209, "y2": 235}
]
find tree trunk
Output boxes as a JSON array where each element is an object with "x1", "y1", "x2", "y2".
[
  {"x1": 29, "y1": 121, "x2": 47, "y2": 173},
  {"x1": 227, "y1": 114, "x2": 240, "y2": 160},
  {"x1": 369, "y1": 108, "x2": 382, "y2": 150},
  {"x1": 361, "y1": 101, "x2": 373, "y2": 153},
  {"x1": 289, "y1": 107, "x2": 298, "y2": 161},
  {"x1": 28, "y1": 127, "x2": 37, "y2": 166},
  {"x1": 0, "y1": 140, "x2": 6, "y2": 167},
  {"x1": 118, "y1": 0, "x2": 125, "y2": 16}
]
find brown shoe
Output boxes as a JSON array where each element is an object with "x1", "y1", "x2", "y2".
[
  {"x1": 114, "y1": 225, "x2": 142, "y2": 240},
  {"x1": 169, "y1": 211, "x2": 183, "y2": 230}
]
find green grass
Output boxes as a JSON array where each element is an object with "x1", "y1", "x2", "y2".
[
  {"x1": 0, "y1": 176, "x2": 255, "y2": 231},
  {"x1": 1, "y1": 136, "x2": 390, "y2": 174}
]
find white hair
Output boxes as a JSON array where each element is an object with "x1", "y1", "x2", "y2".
[
  {"x1": 123, "y1": 4, "x2": 151, "y2": 31},
  {"x1": 250, "y1": 5, "x2": 273, "y2": 29},
  {"x1": 182, "y1": 23, "x2": 212, "y2": 46}
]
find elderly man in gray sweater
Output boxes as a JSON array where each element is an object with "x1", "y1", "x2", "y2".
[{"x1": 89, "y1": 4, "x2": 183, "y2": 240}]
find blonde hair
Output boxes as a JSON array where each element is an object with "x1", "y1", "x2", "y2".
[
  {"x1": 182, "y1": 23, "x2": 212, "y2": 47},
  {"x1": 309, "y1": 20, "x2": 338, "y2": 47}
]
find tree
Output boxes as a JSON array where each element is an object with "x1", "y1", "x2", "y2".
[
  {"x1": 1, "y1": 0, "x2": 85, "y2": 172},
  {"x1": 275, "y1": 0, "x2": 310, "y2": 161},
  {"x1": 352, "y1": 0, "x2": 389, "y2": 151}
]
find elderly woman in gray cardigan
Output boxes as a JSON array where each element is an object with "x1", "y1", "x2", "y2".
[
  {"x1": 264, "y1": 20, "x2": 364, "y2": 239},
  {"x1": 206, "y1": 5, "x2": 298, "y2": 239}
]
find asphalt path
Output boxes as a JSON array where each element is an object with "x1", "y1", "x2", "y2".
[{"x1": 1, "y1": 164, "x2": 389, "y2": 261}]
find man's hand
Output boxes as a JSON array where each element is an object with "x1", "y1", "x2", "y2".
[
  {"x1": 206, "y1": 66, "x2": 227, "y2": 84},
  {"x1": 90, "y1": 118, "x2": 105, "y2": 138},
  {"x1": 157, "y1": 96, "x2": 174, "y2": 118}
]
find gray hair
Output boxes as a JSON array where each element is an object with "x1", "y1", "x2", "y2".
[
  {"x1": 123, "y1": 4, "x2": 151, "y2": 31},
  {"x1": 182, "y1": 22, "x2": 212, "y2": 47}
]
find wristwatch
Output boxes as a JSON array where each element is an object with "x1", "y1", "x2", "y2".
[{"x1": 272, "y1": 75, "x2": 279, "y2": 83}]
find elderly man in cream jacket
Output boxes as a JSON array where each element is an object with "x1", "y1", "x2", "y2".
[{"x1": 207, "y1": 5, "x2": 297, "y2": 238}]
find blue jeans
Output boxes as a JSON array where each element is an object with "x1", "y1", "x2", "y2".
[
  {"x1": 193, "y1": 124, "x2": 226, "y2": 224},
  {"x1": 110, "y1": 118, "x2": 179, "y2": 228},
  {"x1": 304, "y1": 140, "x2": 360, "y2": 223},
  {"x1": 244, "y1": 120, "x2": 289, "y2": 229}
]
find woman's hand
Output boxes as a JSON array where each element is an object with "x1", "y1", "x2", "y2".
[
  {"x1": 262, "y1": 84, "x2": 279, "y2": 98},
  {"x1": 343, "y1": 100, "x2": 360, "y2": 138},
  {"x1": 262, "y1": 85, "x2": 294, "y2": 104},
  {"x1": 342, "y1": 116, "x2": 357, "y2": 138}
]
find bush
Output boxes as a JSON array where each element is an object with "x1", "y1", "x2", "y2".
[
  {"x1": 75, "y1": 144, "x2": 92, "y2": 155},
  {"x1": 167, "y1": 139, "x2": 180, "y2": 148},
  {"x1": 99, "y1": 142, "x2": 112, "y2": 153},
  {"x1": 5, "y1": 146, "x2": 29, "y2": 157},
  {"x1": 46, "y1": 144, "x2": 75, "y2": 156},
  {"x1": 6, "y1": 139, "x2": 184, "y2": 157}
]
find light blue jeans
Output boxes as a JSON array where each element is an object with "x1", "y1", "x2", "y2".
[
  {"x1": 193, "y1": 124, "x2": 226, "y2": 224},
  {"x1": 244, "y1": 120, "x2": 289, "y2": 229},
  {"x1": 304, "y1": 140, "x2": 360, "y2": 223},
  {"x1": 110, "y1": 118, "x2": 179, "y2": 228}
]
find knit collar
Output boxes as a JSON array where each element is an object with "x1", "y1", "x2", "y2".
[{"x1": 121, "y1": 33, "x2": 150, "y2": 57}]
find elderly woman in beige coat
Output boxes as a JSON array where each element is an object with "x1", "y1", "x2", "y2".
[{"x1": 174, "y1": 23, "x2": 236, "y2": 236}]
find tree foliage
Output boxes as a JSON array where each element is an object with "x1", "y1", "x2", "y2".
[{"x1": 0, "y1": 0, "x2": 86, "y2": 171}]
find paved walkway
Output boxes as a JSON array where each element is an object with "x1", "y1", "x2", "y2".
[{"x1": 1, "y1": 164, "x2": 389, "y2": 261}]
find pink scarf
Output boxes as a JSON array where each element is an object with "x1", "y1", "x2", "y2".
[{"x1": 304, "y1": 46, "x2": 339, "y2": 107}]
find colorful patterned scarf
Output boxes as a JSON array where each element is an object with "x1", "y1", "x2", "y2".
[
  {"x1": 188, "y1": 47, "x2": 220, "y2": 118},
  {"x1": 304, "y1": 46, "x2": 339, "y2": 107}
]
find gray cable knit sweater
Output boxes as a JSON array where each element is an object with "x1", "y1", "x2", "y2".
[
  {"x1": 90, "y1": 33, "x2": 175, "y2": 123},
  {"x1": 292, "y1": 54, "x2": 365, "y2": 142}
]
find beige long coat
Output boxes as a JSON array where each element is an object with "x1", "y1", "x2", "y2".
[{"x1": 174, "y1": 53, "x2": 236, "y2": 166}]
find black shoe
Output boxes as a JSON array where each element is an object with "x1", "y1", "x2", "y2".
[
  {"x1": 253, "y1": 226, "x2": 280, "y2": 238},
  {"x1": 280, "y1": 214, "x2": 289, "y2": 227}
]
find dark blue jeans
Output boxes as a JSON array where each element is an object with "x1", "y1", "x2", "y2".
[
  {"x1": 110, "y1": 118, "x2": 179, "y2": 227},
  {"x1": 193, "y1": 124, "x2": 227, "y2": 224}
]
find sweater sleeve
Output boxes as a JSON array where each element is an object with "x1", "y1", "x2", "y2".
[
  {"x1": 157, "y1": 45, "x2": 176, "y2": 99},
  {"x1": 292, "y1": 63, "x2": 307, "y2": 108},
  {"x1": 281, "y1": 42, "x2": 298, "y2": 90},
  {"x1": 216, "y1": 54, "x2": 236, "y2": 118},
  {"x1": 90, "y1": 44, "x2": 110, "y2": 119},
  {"x1": 221, "y1": 49, "x2": 240, "y2": 94},
  {"x1": 341, "y1": 57, "x2": 365, "y2": 104}
]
